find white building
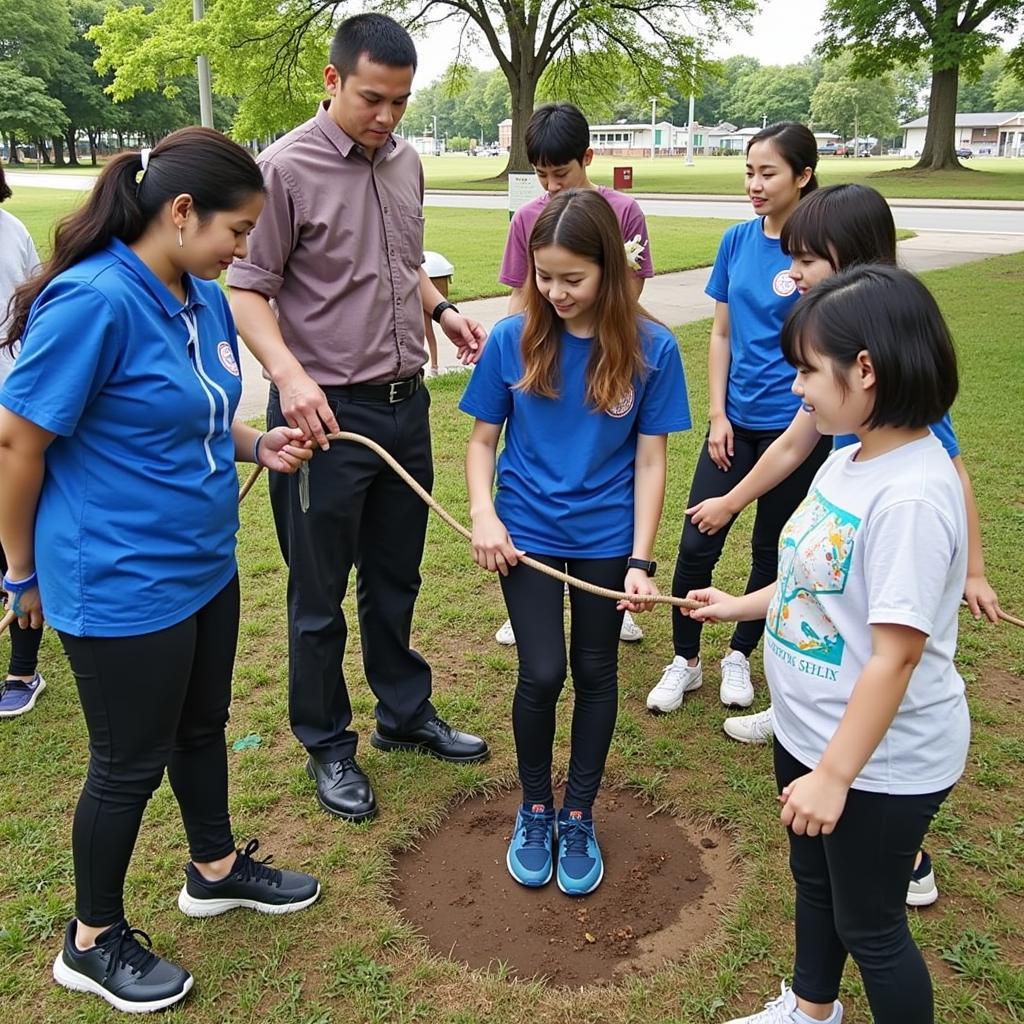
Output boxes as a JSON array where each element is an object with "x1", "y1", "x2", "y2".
[{"x1": 901, "y1": 111, "x2": 1024, "y2": 157}]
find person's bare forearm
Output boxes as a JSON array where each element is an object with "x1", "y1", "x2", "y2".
[
  {"x1": 632, "y1": 435, "x2": 666, "y2": 559},
  {"x1": 724, "y1": 413, "x2": 820, "y2": 513},
  {"x1": 0, "y1": 417, "x2": 49, "y2": 578},
  {"x1": 466, "y1": 436, "x2": 498, "y2": 519},
  {"x1": 707, "y1": 325, "x2": 731, "y2": 418},
  {"x1": 228, "y1": 288, "x2": 305, "y2": 386}
]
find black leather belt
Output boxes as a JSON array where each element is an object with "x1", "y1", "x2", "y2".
[{"x1": 335, "y1": 371, "x2": 424, "y2": 404}]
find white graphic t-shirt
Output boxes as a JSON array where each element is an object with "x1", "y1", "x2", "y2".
[{"x1": 765, "y1": 433, "x2": 970, "y2": 795}]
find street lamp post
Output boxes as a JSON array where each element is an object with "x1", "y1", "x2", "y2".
[
  {"x1": 686, "y1": 54, "x2": 696, "y2": 167},
  {"x1": 193, "y1": 0, "x2": 214, "y2": 128}
]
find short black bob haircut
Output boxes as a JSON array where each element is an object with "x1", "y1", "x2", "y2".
[
  {"x1": 329, "y1": 13, "x2": 417, "y2": 80},
  {"x1": 781, "y1": 264, "x2": 958, "y2": 431},
  {"x1": 526, "y1": 103, "x2": 591, "y2": 168},
  {"x1": 747, "y1": 122, "x2": 818, "y2": 197},
  {"x1": 781, "y1": 183, "x2": 896, "y2": 270}
]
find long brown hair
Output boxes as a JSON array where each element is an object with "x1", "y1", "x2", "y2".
[
  {"x1": 5, "y1": 126, "x2": 264, "y2": 350},
  {"x1": 519, "y1": 188, "x2": 649, "y2": 413}
]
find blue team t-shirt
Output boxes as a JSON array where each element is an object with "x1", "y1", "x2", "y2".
[
  {"x1": 0, "y1": 239, "x2": 243, "y2": 637},
  {"x1": 459, "y1": 314, "x2": 691, "y2": 558},
  {"x1": 706, "y1": 217, "x2": 802, "y2": 431},
  {"x1": 834, "y1": 412, "x2": 960, "y2": 459}
]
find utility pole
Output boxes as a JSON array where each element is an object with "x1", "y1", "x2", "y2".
[
  {"x1": 193, "y1": 0, "x2": 214, "y2": 128},
  {"x1": 650, "y1": 96, "x2": 656, "y2": 161},
  {"x1": 686, "y1": 55, "x2": 696, "y2": 167}
]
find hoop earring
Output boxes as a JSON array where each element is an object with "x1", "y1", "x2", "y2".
[{"x1": 177, "y1": 226, "x2": 184, "y2": 248}]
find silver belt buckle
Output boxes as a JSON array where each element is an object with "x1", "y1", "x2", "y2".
[{"x1": 389, "y1": 381, "x2": 401, "y2": 403}]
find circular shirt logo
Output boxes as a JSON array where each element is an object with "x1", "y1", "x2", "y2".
[
  {"x1": 607, "y1": 386, "x2": 635, "y2": 419},
  {"x1": 218, "y1": 341, "x2": 240, "y2": 376},
  {"x1": 772, "y1": 270, "x2": 797, "y2": 297}
]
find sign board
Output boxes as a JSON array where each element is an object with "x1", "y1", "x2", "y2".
[{"x1": 508, "y1": 172, "x2": 544, "y2": 219}]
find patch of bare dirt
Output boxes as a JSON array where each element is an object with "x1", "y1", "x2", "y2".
[{"x1": 391, "y1": 786, "x2": 737, "y2": 986}]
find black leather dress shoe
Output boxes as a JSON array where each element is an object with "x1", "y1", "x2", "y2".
[
  {"x1": 306, "y1": 756, "x2": 377, "y2": 821},
  {"x1": 370, "y1": 716, "x2": 490, "y2": 763}
]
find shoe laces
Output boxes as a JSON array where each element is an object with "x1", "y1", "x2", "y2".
[
  {"x1": 429, "y1": 716, "x2": 456, "y2": 740},
  {"x1": 103, "y1": 922, "x2": 158, "y2": 981},
  {"x1": 721, "y1": 657, "x2": 748, "y2": 687},
  {"x1": 747, "y1": 983, "x2": 798, "y2": 1022},
  {"x1": 559, "y1": 818, "x2": 594, "y2": 858},
  {"x1": 517, "y1": 811, "x2": 552, "y2": 849},
  {"x1": 233, "y1": 839, "x2": 283, "y2": 888}
]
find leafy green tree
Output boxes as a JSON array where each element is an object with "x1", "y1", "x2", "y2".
[
  {"x1": 0, "y1": 0, "x2": 73, "y2": 79},
  {"x1": 993, "y1": 65, "x2": 1024, "y2": 107},
  {"x1": 958, "y1": 48, "x2": 1007, "y2": 109},
  {"x1": 726, "y1": 62, "x2": 820, "y2": 126},
  {"x1": 821, "y1": 0, "x2": 1024, "y2": 170},
  {"x1": 90, "y1": 0, "x2": 755, "y2": 173},
  {"x1": 689, "y1": 55, "x2": 760, "y2": 126},
  {"x1": 0, "y1": 63, "x2": 68, "y2": 162}
]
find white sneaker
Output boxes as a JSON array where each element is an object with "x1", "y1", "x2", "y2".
[
  {"x1": 495, "y1": 620, "x2": 516, "y2": 645},
  {"x1": 906, "y1": 849, "x2": 939, "y2": 907},
  {"x1": 724, "y1": 982, "x2": 842, "y2": 1023},
  {"x1": 719, "y1": 650, "x2": 754, "y2": 708},
  {"x1": 646, "y1": 657, "x2": 702, "y2": 714},
  {"x1": 723, "y1": 706, "x2": 774, "y2": 744},
  {"x1": 619, "y1": 611, "x2": 644, "y2": 642}
]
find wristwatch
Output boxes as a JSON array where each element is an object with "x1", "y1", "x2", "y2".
[
  {"x1": 626, "y1": 557, "x2": 657, "y2": 577},
  {"x1": 431, "y1": 299, "x2": 460, "y2": 324}
]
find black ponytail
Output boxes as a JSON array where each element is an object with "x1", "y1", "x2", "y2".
[
  {"x1": 5, "y1": 126, "x2": 264, "y2": 349},
  {"x1": 747, "y1": 122, "x2": 819, "y2": 197}
]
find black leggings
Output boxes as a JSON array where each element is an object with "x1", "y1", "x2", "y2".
[
  {"x1": 672, "y1": 426, "x2": 831, "y2": 659},
  {"x1": 500, "y1": 555, "x2": 626, "y2": 811},
  {"x1": 0, "y1": 545, "x2": 42, "y2": 678},
  {"x1": 58, "y1": 576, "x2": 240, "y2": 927},
  {"x1": 775, "y1": 740, "x2": 950, "y2": 1023}
]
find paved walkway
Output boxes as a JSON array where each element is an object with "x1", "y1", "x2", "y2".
[{"x1": 237, "y1": 229, "x2": 1024, "y2": 420}]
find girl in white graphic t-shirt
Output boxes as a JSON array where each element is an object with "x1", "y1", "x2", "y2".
[{"x1": 685, "y1": 265, "x2": 969, "y2": 1024}]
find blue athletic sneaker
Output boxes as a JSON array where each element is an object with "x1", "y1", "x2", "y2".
[
  {"x1": 556, "y1": 809, "x2": 604, "y2": 896},
  {"x1": 0, "y1": 673, "x2": 45, "y2": 718},
  {"x1": 506, "y1": 804, "x2": 556, "y2": 887}
]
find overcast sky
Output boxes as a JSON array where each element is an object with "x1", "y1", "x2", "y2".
[{"x1": 409, "y1": 0, "x2": 832, "y2": 95}]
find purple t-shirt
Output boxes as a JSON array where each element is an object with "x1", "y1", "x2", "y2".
[{"x1": 499, "y1": 186, "x2": 654, "y2": 288}]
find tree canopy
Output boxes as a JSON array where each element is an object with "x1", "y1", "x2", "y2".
[{"x1": 820, "y1": 0, "x2": 1024, "y2": 169}]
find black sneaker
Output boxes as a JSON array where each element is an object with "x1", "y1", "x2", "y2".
[
  {"x1": 177, "y1": 839, "x2": 321, "y2": 918},
  {"x1": 52, "y1": 918, "x2": 192, "y2": 1013}
]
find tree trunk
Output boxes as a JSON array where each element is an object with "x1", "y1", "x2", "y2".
[
  {"x1": 504, "y1": 69, "x2": 538, "y2": 177},
  {"x1": 36, "y1": 138, "x2": 52, "y2": 164},
  {"x1": 87, "y1": 130, "x2": 98, "y2": 166},
  {"x1": 7, "y1": 133, "x2": 20, "y2": 164},
  {"x1": 66, "y1": 128, "x2": 80, "y2": 165},
  {"x1": 914, "y1": 64, "x2": 962, "y2": 171},
  {"x1": 52, "y1": 135, "x2": 65, "y2": 166}
]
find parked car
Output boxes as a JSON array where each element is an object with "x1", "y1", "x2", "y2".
[
  {"x1": 817, "y1": 143, "x2": 838, "y2": 156},
  {"x1": 956, "y1": 147, "x2": 973, "y2": 158}
]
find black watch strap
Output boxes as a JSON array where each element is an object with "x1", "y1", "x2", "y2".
[
  {"x1": 626, "y1": 557, "x2": 657, "y2": 577},
  {"x1": 431, "y1": 299, "x2": 459, "y2": 324}
]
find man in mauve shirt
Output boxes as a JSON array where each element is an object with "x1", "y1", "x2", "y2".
[{"x1": 228, "y1": 14, "x2": 489, "y2": 823}]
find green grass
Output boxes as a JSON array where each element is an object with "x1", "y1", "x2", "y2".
[
  {"x1": 10, "y1": 150, "x2": 1024, "y2": 200},
  {"x1": 1, "y1": 251, "x2": 1022, "y2": 1022},
  {"x1": 421, "y1": 153, "x2": 1024, "y2": 201}
]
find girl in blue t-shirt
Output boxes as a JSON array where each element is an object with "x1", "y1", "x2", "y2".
[
  {"x1": 648, "y1": 123, "x2": 829, "y2": 717},
  {"x1": 0, "y1": 128, "x2": 319, "y2": 1014},
  {"x1": 460, "y1": 188, "x2": 690, "y2": 896},
  {"x1": 684, "y1": 265, "x2": 969, "y2": 1024}
]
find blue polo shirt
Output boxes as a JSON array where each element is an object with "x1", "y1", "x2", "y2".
[
  {"x1": 834, "y1": 413, "x2": 960, "y2": 459},
  {"x1": 0, "y1": 239, "x2": 242, "y2": 637},
  {"x1": 706, "y1": 218, "x2": 802, "y2": 431},
  {"x1": 459, "y1": 315, "x2": 691, "y2": 558}
]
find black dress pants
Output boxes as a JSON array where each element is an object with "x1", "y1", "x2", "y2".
[{"x1": 268, "y1": 385, "x2": 436, "y2": 763}]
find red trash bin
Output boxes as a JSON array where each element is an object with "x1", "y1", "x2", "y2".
[{"x1": 613, "y1": 166, "x2": 633, "y2": 190}]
